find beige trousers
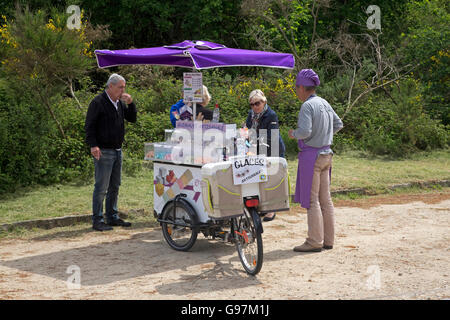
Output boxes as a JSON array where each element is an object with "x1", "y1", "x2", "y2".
[{"x1": 306, "y1": 154, "x2": 335, "y2": 248}]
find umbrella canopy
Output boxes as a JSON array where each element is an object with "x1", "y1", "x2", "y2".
[{"x1": 95, "y1": 40, "x2": 295, "y2": 70}]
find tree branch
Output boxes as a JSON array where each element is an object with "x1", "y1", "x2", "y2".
[
  {"x1": 68, "y1": 78, "x2": 84, "y2": 111},
  {"x1": 346, "y1": 65, "x2": 357, "y2": 112},
  {"x1": 36, "y1": 88, "x2": 66, "y2": 139}
]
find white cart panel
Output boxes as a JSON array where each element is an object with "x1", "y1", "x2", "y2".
[{"x1": 153, "y1": 162, "x2": 209, "y2": 223}]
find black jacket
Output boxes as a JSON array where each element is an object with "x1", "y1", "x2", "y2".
[
  {"x1": 245, "y1": 105, "x2": 286, "y2": 158},
  {"x1": 85, "y1": 91, "x2": 137, "y2": 149},
  {"x1": 196, "y1": 104, "x2": 213, "y2": 121}
]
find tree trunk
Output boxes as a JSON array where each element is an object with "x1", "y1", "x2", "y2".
[
  {"x1": 44, "y1": 100, "x2": 66, "y2": 140},
  {"x1": 68, "y1": 78, "x2": 84, "y2": 111},
  {"x1": 37, "y1": 90, "x2": 67, "y2": 139}
]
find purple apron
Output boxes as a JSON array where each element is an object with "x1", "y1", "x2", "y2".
[{"x1": 294, "y1": 139, "x2": 331, "y2": 209}]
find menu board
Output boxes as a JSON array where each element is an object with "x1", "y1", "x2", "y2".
[{"x1": 183, "y1": 72, "x2": 203, "y2": 103}]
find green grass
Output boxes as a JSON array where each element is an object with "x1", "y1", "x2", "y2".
[
  {"x1": 287, "y1": 149, "x2": 450, "y2": 192},
  {"x1": 0, "y1": 149, "x2": 449, "y2": 225},
  {"x1": 0, "y1": 168, "x2": 154, "y2": 225}
]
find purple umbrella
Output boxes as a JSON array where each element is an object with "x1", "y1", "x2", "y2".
[{"x1": 95, "y1": 40, "x2": 295, "y2": 70}]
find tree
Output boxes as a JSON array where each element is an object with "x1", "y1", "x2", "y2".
[
  {"x1": 241, "y1": 0, "x2": 321, "y2": 68},
  {"x1": 399, "y1": 0, "x2": 450, "y2": 124},
  {"x1": 79, "y1": 0, "x2": 245, "y2": 49},
  {"x1": 0, "y1": 5, "x2": 110, "y2": 138},
  {"x1": 313, "y1": 24, "x2": 419, "y2": 119},
  {"x1": 241, "y1": 0, "x2": 421, "y2": 119}
]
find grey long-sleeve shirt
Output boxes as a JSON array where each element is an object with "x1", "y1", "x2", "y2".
[{"x1": 292, "y1": 94, "x2": 343, "y2": 149}]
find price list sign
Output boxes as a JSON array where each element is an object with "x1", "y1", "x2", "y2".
[{"x1": 183, "y1": 73, "x2": 203, "y2": 103}]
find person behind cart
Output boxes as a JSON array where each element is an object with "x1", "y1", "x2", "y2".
[
  {"x1": 85, "y1": 73, "x2": 136, "y2": 232},
  {"x1": 169, "y1": 85, "x2": 214, "y2": 127},
  {"x1": 288, "y1": 69, "x2": 344, "y2": 252},
  {"x1": 245, "y1": 89, "x2": 286, "y2": 222}
]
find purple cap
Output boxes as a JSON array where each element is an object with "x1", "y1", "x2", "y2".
[{"x1": 296, "y1": 69, "x2": 320, "y2": 87}]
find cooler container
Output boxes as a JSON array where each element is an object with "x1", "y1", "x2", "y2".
[
  {"x1": 201, "y1": 161, "x2": 243, "y2": 219},
  {"x1": 201, "y1": 157, "x2": 290, "y2": 219},
  {"x1": 257, "y1": 157, "x2": 290, "y2": 213}
]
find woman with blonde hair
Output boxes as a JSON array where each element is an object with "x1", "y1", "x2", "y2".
[
  {"x1": 245, "y1": 89, "x2": 286, "y2": 221},
  {"x1": 170, "y1": 85, "x2": 214, "y2": 127}
]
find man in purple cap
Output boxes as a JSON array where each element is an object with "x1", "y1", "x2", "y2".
[{"x1": 289, "y1": 69, "x2": 343, "y2": 252}]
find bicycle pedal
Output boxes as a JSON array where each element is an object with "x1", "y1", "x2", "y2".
[{"x1": 215, "y1": 231, "x2": 231, "y2": 242}]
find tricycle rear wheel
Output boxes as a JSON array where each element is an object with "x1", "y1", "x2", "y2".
[{"x1": 161, "y1": 201, "x2": 198, "y2": 251}]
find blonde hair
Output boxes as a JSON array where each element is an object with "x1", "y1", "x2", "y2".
[
  {"x1": 248, "y1": 89, "x2": 267, "y2": 104},
  {"x1": 202, "y1": 85, "x2": 211, "y2": 106}
]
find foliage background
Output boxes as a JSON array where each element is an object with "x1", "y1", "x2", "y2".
[{"x1": 0, "y1": 0, "x2": 448, "y2": 194}]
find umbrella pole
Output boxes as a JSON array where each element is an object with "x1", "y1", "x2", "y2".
[
  {"x1": 193, "y1": 102, "x2": 196, "y2": 121},
  {"x1": 193, "y1": 102, "x2": 202, "y2": 164}
]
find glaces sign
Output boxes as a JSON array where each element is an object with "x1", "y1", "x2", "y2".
[{"x1": 232, "y1": 156, "x2": 268, "y2": 185}]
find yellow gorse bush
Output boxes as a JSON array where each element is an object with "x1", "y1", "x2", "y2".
[
  {"x1": 0, "y1": 15, "x2": 17, "y2": 48},
  {"x1": 228, "y1": 72, "x2": 297, "y2": 101},
  {"x1": 1, "y1": 10, "x2": 94, "y2": 59},
  {"x1": 45, "y1": 18, "x2": 59, "y2": 31},
  {"x1": 77, "y1": 10, "x2": 94, "y2": 57}
]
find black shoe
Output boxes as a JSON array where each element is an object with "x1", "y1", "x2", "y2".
[
  {"x1": 107, "y1": 218, "x2": 131, "y2": 227},
  {"x1": 93, "y1": 221, "x2": 113, "y2": 232},
  {"x1": 263, "y1": 213, "x2": 276, "y2": 222},
  {"x1": 323, "y1": 245, "x2": 333, "y2": 250}
]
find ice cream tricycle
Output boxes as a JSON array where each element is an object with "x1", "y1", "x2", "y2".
[
  {"x1": 94, "y1": 39, "x2": 295, "y2": 275},
  {"x1": 145, "y1": 122, "x2": 290, "y2": 275}
]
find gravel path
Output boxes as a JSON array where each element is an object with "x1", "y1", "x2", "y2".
[{"x1": 0, "y1": 192, "x2": 449, "y2": 300}]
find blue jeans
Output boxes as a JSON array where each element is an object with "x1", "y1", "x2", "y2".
[{"x1": 92, "y1": 149, "x2": 122, "y2": 224}]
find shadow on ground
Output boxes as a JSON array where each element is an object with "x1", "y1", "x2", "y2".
[{"x1": 0, "y1": 228, "x2": 304, "y2": 294}]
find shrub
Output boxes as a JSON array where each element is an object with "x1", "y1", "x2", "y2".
[
  {"x1": 124, "y1": 112, "x2": 172, "y2": 158},
  {"x1": 1, "y1": 64, "x2": 448, "y2": 195},
  {"x1": 352, "y1": 78, "x2": 449, "y2": 157}
]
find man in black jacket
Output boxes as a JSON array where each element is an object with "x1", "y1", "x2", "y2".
[{"x1": 85, "y1": 73, "x2": 137, "y2": 231}]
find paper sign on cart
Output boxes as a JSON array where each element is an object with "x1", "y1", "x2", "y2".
[
  {"x1": 232, "y1": 156, "x2": 268, "y2": 185},
  {"x1": 183, "y1": 72, "x2": 203, "y2": 103}
]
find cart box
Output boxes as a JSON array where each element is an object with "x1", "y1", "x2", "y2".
[
  {"x1": 257, "y1": 157, "x2": 290, "y2": 213},
  {"x1": 201, "y1": 157, "x2": 290, "y2": 219},
  {"x1": 201, "y1": 161, "x2": 243, "y2": 219}
]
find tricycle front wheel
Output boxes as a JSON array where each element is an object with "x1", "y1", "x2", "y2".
[{"x1": 233, "y1": 207, "x2": 263, "y2": 276}]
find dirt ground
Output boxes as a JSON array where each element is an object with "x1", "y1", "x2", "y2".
[{"x1": 0, "y1": 191, "x2": 449, "y2": 300}]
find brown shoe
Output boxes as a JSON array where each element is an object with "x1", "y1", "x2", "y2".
[
  {"x1": 293, "y1": 242, "x2": 322, "y2": 252},
  {"x1": 323, "y1": 244, "x2": 333, "y2": 250}
]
